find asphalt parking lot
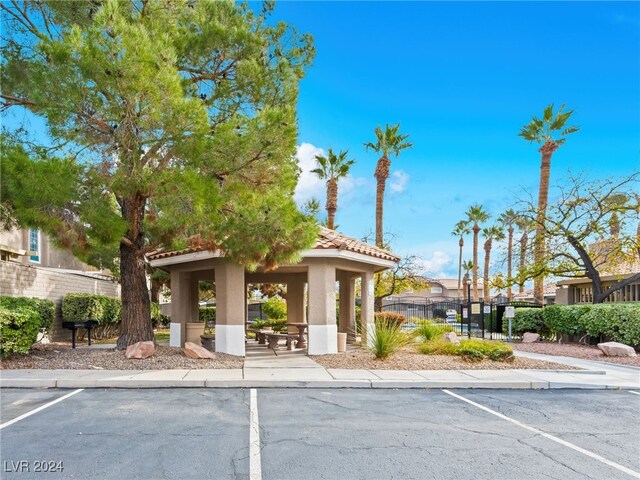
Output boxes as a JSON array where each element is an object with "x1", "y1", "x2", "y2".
[{"x1": 1, "y1": 388, "x2": 639, "y2": 480}]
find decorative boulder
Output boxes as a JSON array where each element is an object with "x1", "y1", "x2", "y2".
[
  {"x1": 443, "y1": 332, "x2": 460, "y2": 345},
  {"x1": 125, "y1": 341, "x2": 155, "y2": 359},
  {"x1": 522, "y1": 332, "x2": 541, "y2": 343},
  {"x1": 597, "y1": 341, "x2": 637, "y2": 357},
  {"x1": 184, "y1": 341, "x2": 216, "y2": 359}
]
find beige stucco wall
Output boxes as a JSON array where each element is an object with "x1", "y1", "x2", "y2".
[
  {"x1": 0, "y1": 228, "x2": 91, "y2": 270},
  {"x1": 0, "y1": 261, "x2": 120, "y2": 340}
]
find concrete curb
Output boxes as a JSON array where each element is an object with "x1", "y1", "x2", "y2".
[{"x1": 1, "y1": 376, "x2": 638, "y2": 390}]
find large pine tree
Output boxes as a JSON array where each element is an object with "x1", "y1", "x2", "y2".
[{"x1": 1, "y1": 0, "x2": 318, "y2": 348}]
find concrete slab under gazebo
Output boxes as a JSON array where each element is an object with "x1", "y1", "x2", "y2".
[{"x1": 148, "y1": 228, "x2": 399, "y2": 356}]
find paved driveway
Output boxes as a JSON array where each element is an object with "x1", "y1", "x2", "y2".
[{"x1": 1, "y1": 388, "x2": 639, "y2": 479}]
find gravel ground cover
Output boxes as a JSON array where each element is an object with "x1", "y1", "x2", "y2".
[
  {"x1": 512, "y1": 341, "x2": 640, "y2": 367},
  {"x1": 0, "y1": 343, "x2": 243, "y2": 370},
  {"x1": 312, "y1": 347, "x2": 578, "y2": 370}
]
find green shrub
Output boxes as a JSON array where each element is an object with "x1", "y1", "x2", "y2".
[
  {"x1": 583, "y1": 303, "x2": 640, "y2": 346},
  {"x1": 263, "y1": 296, "x2": 287, "y2": 321},
  {"x1": 414, "y1": 320, "x2": 454, "y2": 341},
  {"x1": 62, "y1": 293, "x2": 121, "y2": 325},
  {"x1": 199, "y1": 306, "x2": 216, "y2": 324},
  {"x1": 251, "y1": 319, "x2": 268, "y2": 330},
  {"x1": 266, "y1": 318, "x2": 287, "y2": 333},
  {"x1": 159, "y1": 314, "x2": 171, "y2": 328},
  {"x1": 150, "y1": 302, "x2": 161, "y2": 326},
  {"x1": 418, "y1": 338, "x2": 514, "y2": 363},
  {"x1": 504, "y1": 308, "x2": 547, "y2": 337},
  {"x1": 0, "y1": 306, "x2": 41, "y2": 356},
  {"x1": 0, "y1": 296, "x2": 55, "y2": 333},
  {"x1": 541, "y1": 303, "x2": 639, "y2": 346},
  {"x1": 367, "y1": 317, "x2": 412, "y2": 359},
  {"x1": 374, "y1": 312, "x2": 406, "y2": 327}
]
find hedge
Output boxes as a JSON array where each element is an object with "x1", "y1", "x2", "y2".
[
  {"x1": 62, "y1": 293, "x2": 122, "y2": 324},
  {"x1": 0, "y1": 306, "x2": 41, "y2": 357},
  {"x1": 263, "y1": 296, "x2": 287, "y2": 320},
  {"x1": 199, "y1": 306, "x2": 216, "y2": 324},
  {"x1": 0, "y1": 296, "x2": 55, "y2": 332},
  {"x1": 504, "y1": 303, "x2": 640, "y2": 347},
  {"x1": 503, "y1": 308, "x2": 547, "y2": 337}
]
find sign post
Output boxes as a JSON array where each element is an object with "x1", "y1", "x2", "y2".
[{"x1": 505, "y1": 306, "x2": 516, "y2": 342}]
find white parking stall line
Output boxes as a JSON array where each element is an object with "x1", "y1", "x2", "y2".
[
  {"x1": 249, "y1": 388, "x2": 262, "y2": 480},
  {"x1": 442, "y1": 389, "x2": 640, "y2": 479},
  {"x1": 0, "y1": 389, "x2": 84, "y2": 430},
  {"x1": 629, "y1": 391, "x2": 640, "y2": 396}
]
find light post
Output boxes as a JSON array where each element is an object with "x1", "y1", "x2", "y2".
[{"x1": 466, "y1": 277, "x2": 472, "y2": 338}]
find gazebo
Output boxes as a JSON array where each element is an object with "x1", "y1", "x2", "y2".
[{"x1": 148, "y1": 228, "x2": 399, "y2": 356}]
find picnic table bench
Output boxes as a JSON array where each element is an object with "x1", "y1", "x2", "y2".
[
  {"x1": 265, "y1": 332, "x2": 298, "y2": 351},
  {"x1": 62, "y1": 320, "x2": 99, "y2": 349}
]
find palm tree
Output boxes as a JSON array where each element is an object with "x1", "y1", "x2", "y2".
[
  {"x1": 465, "y1": 204, "x2": 490, "y2": 301},
  {"x1": 498, "y1": 209, "x2": 518, "y2": 301},
  {"x1": 312, "y1": 148, "x2": 355, "y2": 230},
  {"x1": 451, "y1": 220, "x2": 471, "y2": 299},
  {"x1": 482, "y1": 225, "x2": 506, "y2": 302},
  {"x1": 520, "y1": 104, "x2": 579, "y2": 303},
  {"x1": 462, "y1": 259, "x2": 474, "y2": 301},
  {"x1": 515, "y1": 216, "x2": 533, "y2": 294},
  {"x1": 364, "y1": 124, "x2": 413, "y2": 247}
]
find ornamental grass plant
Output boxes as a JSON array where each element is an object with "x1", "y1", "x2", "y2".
[{"x1": 368, "y1": 317, "x2": 412, "y2": 359}]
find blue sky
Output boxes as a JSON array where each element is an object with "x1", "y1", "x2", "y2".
[{"x1": 279, "y1": 1, "x2": 640, "y2": 278}]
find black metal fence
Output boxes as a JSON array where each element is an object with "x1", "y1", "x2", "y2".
[{"x1": 381, "y1": 300, "x2": 543, "y2": 340}]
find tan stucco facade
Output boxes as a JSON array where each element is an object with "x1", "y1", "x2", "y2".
[{"x1": 150, "y1": 239, "x2": 397, "y2": 356}]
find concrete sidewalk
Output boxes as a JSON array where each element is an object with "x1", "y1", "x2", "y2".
[{"x1": 1, "y1": 350, "x2": 638, "y2": 389}]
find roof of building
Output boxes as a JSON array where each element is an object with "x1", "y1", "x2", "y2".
[
  {"x1": 147, "y1": 227, "x2": 400, "y2": 263},
  {"x1": 513, "y1": 284, "x2": 557, "y2": 299}
]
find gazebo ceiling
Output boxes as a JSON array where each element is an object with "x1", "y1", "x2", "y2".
[{"x1": 147, "y1": 227, "x2": 400, "y2": 264}]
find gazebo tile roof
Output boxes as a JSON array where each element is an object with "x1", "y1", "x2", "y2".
[{"x1": 148, "y1": 227, "x2": 399, "y2": 263}]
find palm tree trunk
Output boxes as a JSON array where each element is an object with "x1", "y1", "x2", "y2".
[
  {"x1": 374, "y1": 156, "x2": 391, "y2": 247},
  {"x1": 483, "y1": 238, "x2": 492, "y2": 302},
  {"x1": 507, "y1": 226, "x2": 513, "y2": 301},
  {"x1": 326, "y1": 178, "x2": 338, "y2": 230},
  {"x1": 519, "y1": 232, "x2": 527, "y2": 294},
  {"x1": 472, "y1": 223, "x2": 480, "y2": 301},
  {"x1": 457, "y1": 237, "x2": 464, "y2": 299},
  {"x1": 533, "y1": 140, "x2": 557, "y2": 304}
]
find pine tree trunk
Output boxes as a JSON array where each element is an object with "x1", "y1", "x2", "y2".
[
  {"x1": 374, "y1": 156, "x2": 391, "y2": 248},
  {"x1": 472, "y1": 223, "x2": 480, "y2": 301},
  {"x1": 507, "y1": 226, "x2": 513, "y2": 301},
  {"x1": 483, "y1": 238, "x2": 492, "y2": 302},
  {"x1": 116, "y1": 195, "x2": 153, "y2": 349},
  {"x1": 533, "y1": 141, "x2": 557, "y2": 304},
  {"x1": 457, "y1": 237, "x2": 464, "y2": 299}
]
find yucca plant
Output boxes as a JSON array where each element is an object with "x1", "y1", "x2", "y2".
[{"x1": 368, "y1": 318, "x2": 412, "y2": 359}]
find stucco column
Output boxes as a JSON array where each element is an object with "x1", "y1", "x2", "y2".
[
  {"x1": 307, "y1": 262, "x2": 337, "y2": 354},
  {"x1": 169, "y1": 271, "x2": 193, "y2": 347},
  {"x1": 287, "y1": 276, "x2": 306, "y2": 327},
  {"x1": 338, "y1": 271, "x2": 356, "y2": 342},
  {"x1": 360, "y1": 270, "x2": 375, "y2": 348},
  {"x1": 215, "y1": 261, "x2": 246, "y2": 356}
]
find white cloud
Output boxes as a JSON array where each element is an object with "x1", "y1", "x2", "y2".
[
  {"x1": 294, "y1": 142, "x2": 368, "y2": 206},
  {"x1": 294, "y1": 143, "x2": 326, "y2": 205},
  {"x1": 390, "y1": 169, "x2": 409, "y2": 194},
  {"x1": 416, "y1": 251, "x2": 452, "y2": 279}
]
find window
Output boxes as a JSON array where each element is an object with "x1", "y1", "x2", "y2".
[
  {"x1": 29, "y1": 229, "x2": 40, "y2": 263},
  {"x1": 431, "y1": 286, "x2": 442, "y2": 294}
]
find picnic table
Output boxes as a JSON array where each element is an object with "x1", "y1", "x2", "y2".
[{"x1": 286, "y1": 323, "x2": 308, "y2": 348}]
